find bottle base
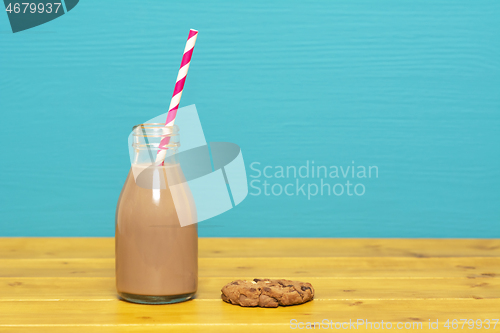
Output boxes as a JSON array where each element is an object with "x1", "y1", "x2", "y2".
[{"x1": 118, "y1": 291, "x2": 195, "y2": 305}]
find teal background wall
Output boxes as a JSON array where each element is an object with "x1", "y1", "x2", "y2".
[{"x1": 0, "y1": 1, "x2": 499, "y2": 237}]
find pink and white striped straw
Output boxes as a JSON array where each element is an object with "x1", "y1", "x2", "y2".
[{"x1": 155, "y1": 29, "x2": 198, "y2": 164}]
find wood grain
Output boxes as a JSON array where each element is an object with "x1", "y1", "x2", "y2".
[
  {"x1": 2, "y1": 324, "x2": 497, "y2": 333},
  {"x1": 0, "y1": 299, "x2": 498, "y2": 325},
  {"x1": 0, "y1": 277, "x2": 498, "y2": 301},
  {"x1": 1, "y1": 238, "x2": 499, "y2": 259},
  {"x1": 0, "y1": 257, "x2": 498, "y2": 278},
  {"x1": 0, "y1": 238, "x2": 498, "y2": 332}
]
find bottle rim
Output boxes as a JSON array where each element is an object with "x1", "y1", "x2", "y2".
[
  {"x1": 132, "y1": 123, "x2": 179, "y2": 150},
  {"x1": 132, "y1": 123, "x2": 179, "y2": 137}
]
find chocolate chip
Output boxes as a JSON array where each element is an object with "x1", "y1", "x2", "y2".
[
  {"x1": 253, "y1": 278, "x2": 261, "y2": 282},
  {"x1": 249, "y1": 288, "x2": 256, "y2": 292},
  {"x1": 231, "y1": 281, "x2": 239, "y2": 285},
  {"x1": 263, "y1": 287, "x2": 271, "y2": 292},
  {"x1": 301, "y1": 286, "x2": 311, "y2": 292},
  {"x1": 287, "y1": 284, "x2": 294, "y2": 287}
]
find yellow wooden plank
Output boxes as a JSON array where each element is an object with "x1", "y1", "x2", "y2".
[
  {"x1": 0, "y1": 238, "x2": 498, "y2": 332},
  {"x1": 0, "y1": 238, "x2": 112, "y2": 259},
  {"x1": 0, "y1": 277, "x2": 498, "y2": 301},
  {"x1": 0, "y1": 257, "x2": 498, "y2": 278},
  {"x1": 1, "y1": 238, "x2": 499, "y2": 259},
  {"x1": 199, "y1": 238, "x2": 500, "y2": 258},
  {"x1": 0, "y1": 327, "x2": 298, "y2": 333},
  {"x1": 4, "y1": 324, "x2": 498, "y2": 333},
  {"x1": 0, "y1": 300, "x2": 498, "y2": 326},
  {"x1": 0, "y1": 327, "x2": 299, "y2": 333}
]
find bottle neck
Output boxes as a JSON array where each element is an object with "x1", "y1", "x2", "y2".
[{"x1": 132, "y1": 123, "x2": 180, "y2": 165}]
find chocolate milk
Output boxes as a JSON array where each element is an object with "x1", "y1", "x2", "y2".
[{"x1": 115, "y1": 163, "x2": 198, "y2": 304}]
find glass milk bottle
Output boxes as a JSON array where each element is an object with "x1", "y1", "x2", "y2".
[{"x1": 115, "y1": 124, "x2": 198, "y2": 304}]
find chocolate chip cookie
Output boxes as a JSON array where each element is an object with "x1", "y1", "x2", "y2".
[{"x1": 221, "y1": 278, "x2": 314, "y2": 307}]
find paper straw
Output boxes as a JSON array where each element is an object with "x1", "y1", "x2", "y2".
[{"x1": 155, "y1": 29, "x2": 198, "y2": 164}]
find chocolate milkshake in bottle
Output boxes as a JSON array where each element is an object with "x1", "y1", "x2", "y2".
[{"x1": 115, "y1": 124, "x2": 198, "y2": 304}]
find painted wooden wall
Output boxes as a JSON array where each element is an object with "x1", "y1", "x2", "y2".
[{"x1": 0, "y1": 0, "x2": 498, "y2": 237}]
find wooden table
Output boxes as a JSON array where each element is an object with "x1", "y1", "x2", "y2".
[{"x1": 0, "y1": 238, "x2": 499, "y2": 332}]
